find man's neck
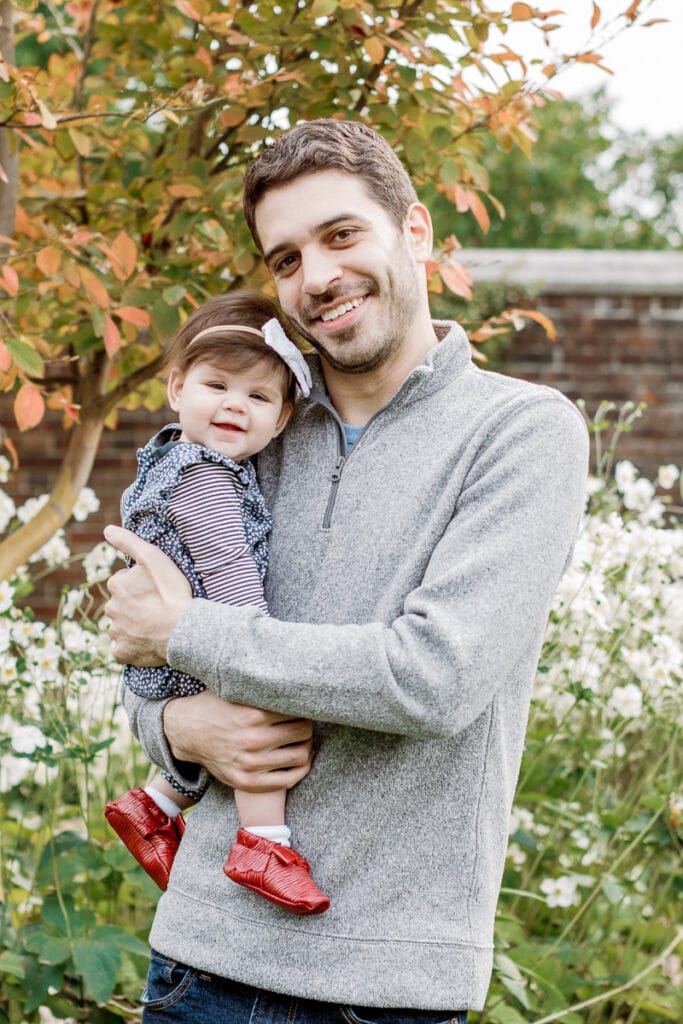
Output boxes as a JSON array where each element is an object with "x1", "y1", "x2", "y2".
[{"x1": 322, "y1": 322, "x2": 439, "y2": 426}]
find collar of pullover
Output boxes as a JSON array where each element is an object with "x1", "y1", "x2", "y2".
[{"x1": 304, "y1": 319, "x2": 472, "y2": 418}]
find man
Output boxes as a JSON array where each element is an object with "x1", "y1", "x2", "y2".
[{"x1": 105, "y1": 119, "x2": 588, "y2": 1022}]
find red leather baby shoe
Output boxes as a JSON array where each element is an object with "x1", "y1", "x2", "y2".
[
  {"x1": 105, "y1": 787, "x2": 185, "y2": 891},
  {"x1": 224, "y1": 829, "x2": 330, "y2": 915}
]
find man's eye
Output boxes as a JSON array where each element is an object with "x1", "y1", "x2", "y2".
[
  {"x1": 274, "y1": 254, "x2": 298, "y2": 275},
  {"x1": 333, "y1": 228, "x2": 356, "y2": 243}
]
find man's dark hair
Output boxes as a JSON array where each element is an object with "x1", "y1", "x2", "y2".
[{"x1": 243, "y1": 119, "x2": 418, "y2": 251}]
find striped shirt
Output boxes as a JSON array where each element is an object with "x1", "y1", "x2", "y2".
[{"x1": 167, "y1": 461, "x2": 268, "y2": 612}]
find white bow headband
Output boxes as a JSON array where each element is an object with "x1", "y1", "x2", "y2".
[{"x1": 188, "y1": 318, "x2": 312, "y2": 397}]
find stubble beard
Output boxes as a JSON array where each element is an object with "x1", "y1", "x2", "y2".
[{"x1": 290, "y1": 251, "x2": 422, "y2": 375}]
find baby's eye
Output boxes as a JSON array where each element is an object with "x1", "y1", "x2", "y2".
[
  {"x1": 250, "y1": 392, "x2": 269, "y2": 402},
  {"x1": 207, "y1": 381, "x2": 226, "y2": 391}
]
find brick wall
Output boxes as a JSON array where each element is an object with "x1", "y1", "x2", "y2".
[{"x1": 3, "y1": 249, "x2": 682, "y2": 618}]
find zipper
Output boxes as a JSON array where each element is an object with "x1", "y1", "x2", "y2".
[{"x1": 322, "y1": 455, "x2": 346, "y2": 529}]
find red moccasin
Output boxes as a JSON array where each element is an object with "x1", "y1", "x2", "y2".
[
  {"x1": 104, "y1": 787, "x2": 185, "y2": 891},
  {"x1": 224, "y1": 828, "x2": 330, "y2": 915}
]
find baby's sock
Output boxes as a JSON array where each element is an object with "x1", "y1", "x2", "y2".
[
  {"x1": 244, "y1": 824, "x2": 292, "y2": 848},
  {"x1": 145, "y1": 785, "x2": 183, "y2": 819}
]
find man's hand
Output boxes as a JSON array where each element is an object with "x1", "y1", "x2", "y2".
[
  {"x1": 164, "y1": 690, "x2": 314, "y2": 791},
  {"x1": 104, "y1": 525, "x2": 192, "y2": 666}
]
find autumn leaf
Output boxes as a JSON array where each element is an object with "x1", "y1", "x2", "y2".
[
  {"x1": 14, "y1": 382, "x2": 46, "y2": 431},
  {"x1": 0, "y1": 341, "x2": 11, "y2": 372},
  {"x1": 1, "y1": 265, "x2": 18, "y2": 296},
  {"x1": 115, "y1": 306, "x2": 151, "y2": 327},
  {"x1": 36, "y1": 246, "x2": 62, "y2": 276},
  {"x1": 591, "y1": 3, "x2": 601, "y2": 28},
  {"x1": 103, "y1": 315, "x2": 121, "y2": 356},
  {"x1": 167, "y1": 183, "x2": 204, "y2": 199},
  {"x1": 440, "y1": 261, "x2": 473, "y2": 301},
  {"x1": 364, "y1": 37, "x2": 385, "y2": 64},
  {"x1": 111, "y1": 231, "x2": 138, "y2": 279},
  {"x1": 176, "y1": 0, "x2": 202, "y2": 20},
  {"x1": 79, "y1": 266, "x2": 110, "y2": 309},
  {"x1": 36, "y1": 99, "x2": 58, "y2": 130},
  {"x1": 507, "y1": 308, "x2": 557, "y2": 341},
  {"x1": 511, "y1": 3, "x2": 534, "y2": 21}
]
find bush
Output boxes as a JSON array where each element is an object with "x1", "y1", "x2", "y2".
[{"x1": 0, "y1": 405, "x2": 681, "y2": 1022}]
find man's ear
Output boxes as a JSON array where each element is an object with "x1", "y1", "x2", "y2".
[
  {"x1": 404, "y1": 202, "x2": 433, "y2": 264},
  {"x1": 167, "y1": 368, "x2": 184, "y2": 411},
  {"x1": 274, "y1": 399, "x2": 294, "y2": 437}
]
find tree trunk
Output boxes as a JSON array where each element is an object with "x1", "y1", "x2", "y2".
[
  {"x1": 0, "y1": 414, "x2": 105, "y2": 581},
  {"x1": 0, "y1": 1, "x2": 18, "y2": 244}
]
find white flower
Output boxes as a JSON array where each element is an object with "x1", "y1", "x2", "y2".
[
  {"x1": 10, "y1": 619, "x2": 42, "y2": 647},
  {"x1": 0, "y1": 491, "x2": 16, "y2": 533},
  {"x1": 0, "y1": 654, "x2": 18, "y2": 684},
  {"x1": 61, "y1": 588, "x2": 85, "y2": 619},
  {"x1": 540, "y1": 876, "x2": 579, "y2": 908},
  {"x1": 609, "y1": 683, "x2": 643, "y2": 719},
  {"x1": 622, "y1": 478, "x2": 655, "y2": 513},
  {"x1": 82, "y1": 541, "x2": 118, "y2": 584},
  {"x1": 656, "y1": 464, "x2": 680, "y2": 490},
  {"x1": 0, "y1": 455, "x2": 11, "y2": 483},
  {"x1": 506, "y1": 842, "x2": 527, "y2": 866},
  {"x1": 509, "y1": 806, "x2": 535, "y2": 835},
  {"x1": 615, "y1": 460, "x2": 637, "y2": 492},
  {"x1": 10, "y1": 723, "x2": 47, "y2": 755},
  {"x1": 0, "y1": 580, "x2": 15, "y2": 613},
  {"x1": 16, "y1": 494, "x2": 49, "y2": 524},
  {"x1": 31, "y1": 531, "x2": 71, "y2": 568},
  {"x1": 72, "y1": 487, "x2": 100, "y2": 522}
]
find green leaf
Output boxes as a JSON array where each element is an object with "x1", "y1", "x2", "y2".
[
  {"x1": 0, "y1": 950, "x2": 26, "y2": 979},
  {"x1": 24, "y1": 933, "x2": 72, "y2": 966},
  {"x1": 73, "y1": 934, "x2": 121, "y2": 1004},
  {"x1": 5, "y1": 338, "x2": 45, "y2": 378}
]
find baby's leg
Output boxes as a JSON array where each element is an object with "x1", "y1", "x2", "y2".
[
  {"x1": 234, "y1": 787, "x2": 289, "y2": 846},
  {"x1": 147, "y1": 772, "x2": 197, "y2": 814},
  {"x1": 226, "y1": 785, "x2": 329, "y2": 915}
]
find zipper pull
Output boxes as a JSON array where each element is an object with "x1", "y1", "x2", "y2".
[{"x1": 330, "y1": 456, "x2": 345, "y2": 482}]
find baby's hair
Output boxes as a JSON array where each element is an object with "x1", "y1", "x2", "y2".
[{"x1": 165, "y1": 291, "x2": 297, "y2": 406}]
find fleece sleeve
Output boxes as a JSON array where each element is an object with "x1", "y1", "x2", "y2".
[{"x1": 163, "y1": 398, "x2": 588, "y2": 738}]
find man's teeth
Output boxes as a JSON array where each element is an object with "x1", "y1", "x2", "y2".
[{"x1": 320, "y1": 297, "x2": 364, "y2": 322}]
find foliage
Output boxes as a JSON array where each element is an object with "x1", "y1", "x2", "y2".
[
  {"x1": 426, "y1": 89, "x2": 683, "y2": 250},
  {"x1": 0, "y1": 0, "x2": 658, "y2": 575},
  {"x1": 0, "y1": 405, "x2": 681, "y2": 1021}
]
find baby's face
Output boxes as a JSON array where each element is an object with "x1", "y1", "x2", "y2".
[{"x1": 167, "y1": 357, "x2": 290, "y2": 461}]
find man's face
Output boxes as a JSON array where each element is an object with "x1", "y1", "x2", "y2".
[{"x1": 255, "y1": 170, "x2": 427, "y2": 375}]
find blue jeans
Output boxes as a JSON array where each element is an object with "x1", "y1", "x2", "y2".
[{"x1": 142, "y1": 950, "x2": 468, "y2": 1024}]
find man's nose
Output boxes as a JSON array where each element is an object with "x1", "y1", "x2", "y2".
[{"x1": 300, "y1": 249, "x2": 343, "y2": 296}]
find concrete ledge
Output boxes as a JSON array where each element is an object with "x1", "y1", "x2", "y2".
[{"x1": 457, "y1": 249, "x2": 683, "y2": 297}]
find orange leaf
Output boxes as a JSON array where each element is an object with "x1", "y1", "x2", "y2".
[
  {"x1": 177, "y1": 0, "x2": 202, "y2": 19},
  {"x1": 104, "y1": 315, "x2": 121, "y2": 356},
  {"x1": 167, "y1": 183, "x2": 203, "y2": 199},
  {"x1": 14, "y1": 382, "x2": 46, "y2": 431},
  {"x1": 111, "y1": 230, "x2": 137, "y2": 279},
  {"x1": 440, "y1": 261, "x2": 473, "y2": 301},
  {"x1": 511, "y1": 2, "x2": 534, "y2": 20},
  {"x1": 591, "y1": 2, "x2": 601, "y2": 28},
  {"x1": 0, "y1": 341, "x2": 11, "y2": 372},
  {"x1": 508, "y1": 308, "x2": 557, "y2": 341},
  {"x1": 467, "y1": 191, "x2": 491, "y2": 233},
  {"x1": 115, "y1": 306, "x2": 151, "y2": 327},
  {"x1": 79, "y1": 266, "x2": 110, "y2": 309},
  {"x1": 36, "y1": 246, "x2": 62, "y2": 276},
  {"x1": 1, "y1": 264, "x2": 18, "y2": 296},
  {"x1": 364, "y1": 37, "x2": 385, "y2": 64},
  {"x1": 625, "y1": 0, "x2": 640, "y2": 19}
]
